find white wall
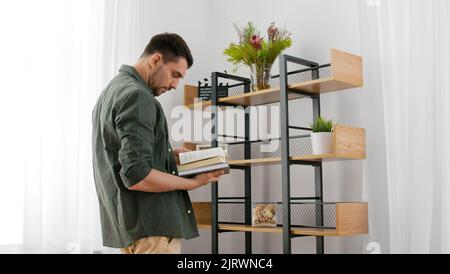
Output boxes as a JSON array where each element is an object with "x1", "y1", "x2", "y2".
[{"x1": 132, "y1": 0, "x2": 365, "y2": 254}]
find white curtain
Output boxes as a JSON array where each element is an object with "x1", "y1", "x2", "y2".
[
  {"x1": 358, "y1": 0, "x2": 450, "y2": 253},
  {"x1": 0, "y1": 0, "x2": 141, "y2": 253},
  {"x1": 1, "y1": 0, "x2": 448, "y2": 254}
]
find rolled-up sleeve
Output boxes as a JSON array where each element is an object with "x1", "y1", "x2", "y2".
[{"x1": 115, "y1": 90, "x2": 156, "y2": 188}]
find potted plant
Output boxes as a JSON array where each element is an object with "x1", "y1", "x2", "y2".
[
  {"x1": 310, "y1": 117, "x2": 334, "y2": 155},
  {"x1": 223, "y1": 22, "x2": 292, "y2": 91}
]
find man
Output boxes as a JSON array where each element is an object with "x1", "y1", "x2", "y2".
[{"x1": 92, "y1": 33, "x2": 224, "y2": 254}]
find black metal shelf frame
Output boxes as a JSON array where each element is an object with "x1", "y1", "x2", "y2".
[
  {"x1": 202, "y1": 63, "x2": 331, "y2": 99},
  {"x1": 210, "y1": 55, "x2": 326, "y2": 254}
]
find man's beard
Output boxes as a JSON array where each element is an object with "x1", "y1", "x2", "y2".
[{"x1": 147, "y1": 66, "x2": 163, "y2": 96}]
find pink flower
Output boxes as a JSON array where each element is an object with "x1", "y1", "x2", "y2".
[
  {"x1": 268, "y1": 22, "x2": 278, "y2": 41},
  {"x1": 250, "y1": 35, "x2": 262, "y2": 49}
]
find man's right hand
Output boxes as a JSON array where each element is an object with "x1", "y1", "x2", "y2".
[{"x1": 185, "y1": 170, "x2": 226, "y2": 191}]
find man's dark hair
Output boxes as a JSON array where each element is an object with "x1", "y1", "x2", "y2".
[{"x1": 140, "y1": 33, "x2": 193, "y2": 68}]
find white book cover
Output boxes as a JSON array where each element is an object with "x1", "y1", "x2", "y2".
[{"x1": 179, "y1": 147, "x2": 227, "y2": 165}]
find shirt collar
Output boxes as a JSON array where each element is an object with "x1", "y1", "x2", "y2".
[{"x1": 119, "y1": 65, "x2": 155, "y2": 96}]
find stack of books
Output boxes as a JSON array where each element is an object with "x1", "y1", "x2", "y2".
[
  {"x1": 198, "y1": 85, "x2": 229, "y2": 101},
  {"x1": 177, "y1": 147, "x2": 229, "y2": 178}
]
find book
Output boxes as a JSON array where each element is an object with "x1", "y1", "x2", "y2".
[
  {"x1": 177, "y1": 156, "x2": 225, "y2": 172},
  {"x1": 177, "y1": 163, "x2": 230, "y2": 178},
  {"x1": 177, "y1": 147, "x2": 229, "y2": 178},
  {"x1": 178, "y1": 147, "x2": 227, "y2": 165}
]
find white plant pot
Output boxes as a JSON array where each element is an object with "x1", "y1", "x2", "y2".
[{"x1": 311, "y1": 132, "x2": 333, "y2": 155}]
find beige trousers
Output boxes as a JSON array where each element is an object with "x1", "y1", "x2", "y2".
[{"x1": 121, "y1": 236, "x2": 181, "y2": 254}]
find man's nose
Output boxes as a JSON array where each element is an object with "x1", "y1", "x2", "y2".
[{"x1": 170, "y1": 80, "x2": 179, "y2": 90}]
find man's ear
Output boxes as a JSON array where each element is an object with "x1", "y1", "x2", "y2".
[{"x1": 149, "y1": 53, "x2": 162, "y2": 69}]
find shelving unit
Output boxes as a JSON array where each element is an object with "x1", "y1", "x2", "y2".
[
  {"x1": 183, "y1": 49, "x2": 368, "y2": 254},
  {"x1": 184, "y1": 123, "x2": 366, "y2": 166},
  {"x1": 192, "y1": 202, "x2": 368, "y2": 237},
  {"x1": 184, "y1": 49, "x2": 363, "y2": 109}
]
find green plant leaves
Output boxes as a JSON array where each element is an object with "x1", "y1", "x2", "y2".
[
  {"x1": 224, "y1": 22, "x2": 292, "y2": 69},
  {"x1": 309, "y1": 117, "x2": 334, "y2": 133}
]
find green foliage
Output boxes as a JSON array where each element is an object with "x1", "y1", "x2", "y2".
[
  {"x1": 310, "y1": 117, "x2": 334, "y2": 133},
  {"x1": 223, "y1": 22, "x2": 292, "y2": 72},
  {"x1": 223, "y1": 43, "x2": 258, "y2": 67}
]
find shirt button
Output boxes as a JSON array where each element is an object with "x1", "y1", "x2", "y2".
[
  {"x1": 187, "y1": 210, "x2": 192, "y2": 214},
  {"x1": 172, "y1": 171, "x2": 176, "y2": 175},
  {"x1": 168, "y1": 148, "x2": 172, "y2": 152}
]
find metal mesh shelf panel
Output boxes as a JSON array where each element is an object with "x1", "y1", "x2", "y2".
[
  {"x1": 217, "y1": 202, "x2": 336, "y2": 229},
  {"x1": 216, "y1": 65, "x2": 332, "y2": 98},
  {"x1": 269, "y1": 65, "x2": 332, "y2": 89},
  {"x1": 278, "y1": 203, "x2": 336, "y2": 228},
  {"x1": 218, "y1": 202, "x2": 246, "y2": 224},
  {"x1": 225, "y1": 135, "x2": 312, "y2": 161},
  {"x1": 228, "y1": 85, "x2": 247, "y2": 97}
]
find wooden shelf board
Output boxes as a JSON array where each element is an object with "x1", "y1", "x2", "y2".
[
  {"x1": 229, "y1": 153, "x2": 365, "y2": 166},
  {"x1": 289, "y1": 77, "x2": 361, "y2": 94},
  {"x1": 185, "y1": 101, "x2": 211, "y2": 110},
  {"x1": 185, "y1": 87, "x2": 297, "y2": 110},
  {"x1": 218, "y1": 87, "x2": 305, "y2": 106},
  {"x1": 197, "y1": 224, "x2": 367, "y2": 237},
  {"x1": 219, "y1": 224, "x2": 283, "y2": 234},
  {"x1": 229, "y1": 157, "x2": 286, "y2": 166},
  {"x1": 185, "y1": 77, "x2": 362, "y2": 109},
  {"x1": 197, "y1": 224, "x2": 212, "y2": 230}
]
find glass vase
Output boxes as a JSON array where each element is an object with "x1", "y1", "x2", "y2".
[{"x1": 249, "y1": 63, "x2": 272, "y2": 91}]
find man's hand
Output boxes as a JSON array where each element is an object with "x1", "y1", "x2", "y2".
[
  {"x1": 173, "y1": 147, "x2": 191, "y2": 165},
  {"x1": 185, "y1": 170, "x2": 226, "y2": 191}
]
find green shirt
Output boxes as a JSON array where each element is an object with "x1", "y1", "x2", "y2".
[{"x1": 92, "y1": 65, "x2": 199, "y2": 248}]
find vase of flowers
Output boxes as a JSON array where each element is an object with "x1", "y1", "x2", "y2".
[{"x1": 224, "y1": 22, "x2": 293, "y2": 91}]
